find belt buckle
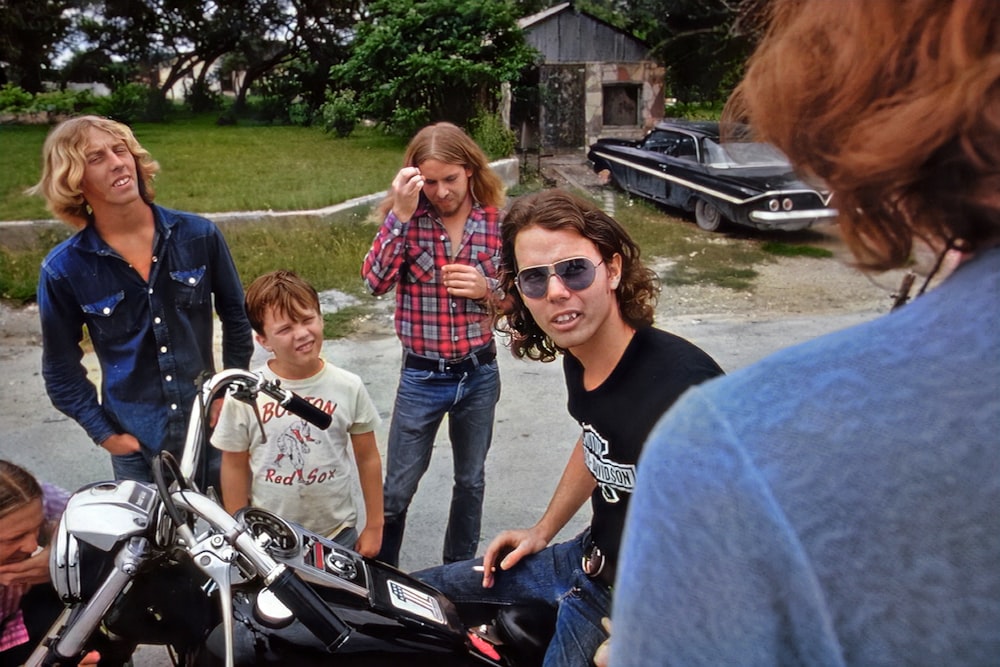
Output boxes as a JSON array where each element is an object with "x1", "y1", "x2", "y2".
[{"x1": 582, "y1": 544, "x2": 605, "y2": 577}]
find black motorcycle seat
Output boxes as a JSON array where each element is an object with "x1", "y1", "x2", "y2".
[{"x1": 495, "y1": 604, "x2": 558, "y2": 666}]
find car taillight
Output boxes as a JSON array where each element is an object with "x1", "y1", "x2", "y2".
[
  {"x1": 768, "y1": 199, "x2": 780, "y2": 211},
  {"x1": 782, "y1": 198, "x2": 794, "y2": 211}
]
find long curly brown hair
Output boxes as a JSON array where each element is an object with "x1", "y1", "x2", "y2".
[
  {"x1": 725, "y1": 0, "x2": 1000, "y2": 270},
  {"x1": 497, "y1": 189, "x2": 659, "y2": 362},
  {"x1": 377, "y1": 122, "x2": 506, "y2": 219}
]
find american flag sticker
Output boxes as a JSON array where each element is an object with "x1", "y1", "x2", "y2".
[{"x1": 387, "y1": 579, "x2": 446, "y2": 624}]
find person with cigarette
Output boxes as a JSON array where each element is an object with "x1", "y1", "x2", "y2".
[{"x1": 415, "y1": 190, "x2": 724, "y2": 666}]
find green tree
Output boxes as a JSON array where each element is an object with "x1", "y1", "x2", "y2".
[
  {"x1": 580, "y1": 0, "x2": 763, "y2": 103},
  {"x1": 647, "y1": 0, "x2": 757, "y2": 102},
  {"x1": 0, "y1": 0, "x2": 73, "y2": 92},
  {"x1": 331, "y1": 0, "x2": 538, "y2": 136}
]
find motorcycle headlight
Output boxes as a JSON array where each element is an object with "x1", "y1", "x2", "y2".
[{"x1": 50, "y1": 480, "x2": 159, "y2": 602}]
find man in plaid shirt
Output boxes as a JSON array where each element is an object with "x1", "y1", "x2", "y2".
[{"x1": 362, "y1": 122, "x2": 509, "y2": 566}]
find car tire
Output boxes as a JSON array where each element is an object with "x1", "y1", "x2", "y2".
[{"x1": 695, "y1": 199, "x2": 723, "y2": 232}]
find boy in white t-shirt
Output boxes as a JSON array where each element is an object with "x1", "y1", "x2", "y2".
[{"x1": 211, "y1": 270, "x2": 384, "y2": 556}]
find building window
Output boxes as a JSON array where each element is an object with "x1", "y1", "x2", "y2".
[{"x1": 602, "y1": 84, "x2": 640, "y2": 126}]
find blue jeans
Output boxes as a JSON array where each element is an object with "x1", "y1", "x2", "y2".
[
  {"x1": 112, "y1": 443, "x2": 221, "y2": 491},
  {"x1": 414, "y1": 530, "x2": 611, "y2": 667},
  {"x1": 379, "y1": 357, "x2": 500, "y2": 565}
]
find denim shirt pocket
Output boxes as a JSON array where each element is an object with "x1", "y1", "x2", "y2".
[
  {"x1": 169, "y1": 265, "x2": 208, "y2": 308},
  {"x1": 81, "y1": 291, "x2": 132, "y2": 341}
]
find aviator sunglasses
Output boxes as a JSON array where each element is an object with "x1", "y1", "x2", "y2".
[{"x1": 515, "y1": 256, "x2": 605, "y2": 299}]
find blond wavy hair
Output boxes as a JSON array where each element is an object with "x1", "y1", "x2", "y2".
[{"x1": 27, "y1": 115, "x2": 160, "y2": 229}]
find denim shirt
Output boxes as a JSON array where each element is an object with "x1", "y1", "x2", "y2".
[{"x1": 37, "y1": 205, "x2": 253, "y2": 456}]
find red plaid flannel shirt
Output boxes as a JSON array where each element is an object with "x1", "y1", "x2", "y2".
[{"x1": 362, "y1": 203, "x2": 502, "y2": 359}]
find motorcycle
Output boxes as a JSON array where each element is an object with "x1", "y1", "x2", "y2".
[{"x1": 25, "y1": 369, "x2": 555, "y2": 667}]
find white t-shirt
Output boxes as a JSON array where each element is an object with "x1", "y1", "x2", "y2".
[{"x1": 211, "y1": 360, "x2": 380, "y2": 538}]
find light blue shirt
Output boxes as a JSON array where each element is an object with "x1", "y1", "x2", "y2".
[{"x1": 611, "y1": 247, "x2": 1000, "y2": 666}]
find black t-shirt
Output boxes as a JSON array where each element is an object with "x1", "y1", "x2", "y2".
[{"x1": 564, "y1": 326, "x2": 724, "y2": 566}]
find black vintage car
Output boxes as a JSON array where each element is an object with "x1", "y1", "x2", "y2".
[{"x1": 587, "y1": 120, "x2": 837, "y2": 232}]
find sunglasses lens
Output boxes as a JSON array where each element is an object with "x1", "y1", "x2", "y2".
[
  {"x1": 555, "y1": 257, "x2": 596, "y2": 291},
  {"x1": 517, "y1": 267, "x2": 551, "y2": 299},
  {"x1": 516, "y1": 258, "x2": 598, "y2": 298}
]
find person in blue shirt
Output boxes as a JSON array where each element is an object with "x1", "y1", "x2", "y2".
[
  {"x1": 608, "y1": 1, "x2": 1000, "y2": 665},
  {"x1": 29, "y1": 116, "x2": 253, "y2": 485}
]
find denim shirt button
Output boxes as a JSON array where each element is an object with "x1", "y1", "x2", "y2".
[
  {"x1": 102, "y1": 307, "x2": 111, "y2": 314},
  {"x1": 160, "y1": 346, "x2": 167, "y2": 353},
  {"x1": 148, "y1": 288, "x2": 154, "y2": 294},
  {"x1": 188, "y1": 277, "x2": 196, "y2": 284},
  {"x1": 165, "y1": 375, "x2": 172, "y2": 382},
  {"x1": 170, "y1": 403, "x2": 177, "y2": 410},
  {"x1": 154, "y1": 317, "x2": 161, "y2": 324}
]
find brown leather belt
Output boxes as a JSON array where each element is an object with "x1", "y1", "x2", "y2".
[{"x1": 404, "y1": 343, "x2": 496, "y2": 374}]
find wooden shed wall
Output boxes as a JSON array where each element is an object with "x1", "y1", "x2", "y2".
[{"x1": 524, "y1": 11, "x2": 649, "y2": 63}]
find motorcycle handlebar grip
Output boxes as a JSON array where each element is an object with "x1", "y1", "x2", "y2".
[
  {"x1": 269, "y1": 567, "x2": 350, "y2": 651},
  {"x1": 281, "y1": 392, "x2": 333, "y2": 429}
]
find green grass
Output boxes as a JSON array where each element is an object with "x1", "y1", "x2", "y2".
[
  {"x1": 218, "y1": 214, "x2": 380, "y2": 298},
  {"x1": 761, "y1": 241, "x2": 834, "y2": 258},
  {"x1": 600, "y1": 195, "x2": 769, "y2": 291},
  {"x1": 0, "y1": 115, "x2": 407, "y2": 221}
]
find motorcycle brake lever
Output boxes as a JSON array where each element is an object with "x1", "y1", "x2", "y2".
[{"x1": 189, "y1": 533, "x2": 240, "y2": 667}]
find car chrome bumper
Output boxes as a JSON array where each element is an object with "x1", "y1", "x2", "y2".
[{"x1": 749, "y1": 208, "x2": 839, "y2": 223}]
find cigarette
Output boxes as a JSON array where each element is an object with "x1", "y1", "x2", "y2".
[{"x1": 472, "y1": 565, "x2": 496, "y2": 572}]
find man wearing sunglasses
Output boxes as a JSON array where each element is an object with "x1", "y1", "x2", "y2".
[
  {"x1": 416, "y1": 189, "x2": 724, "y2": 666},
  {"x1": 362, "y1": 122, "x2": 509, "y2": 567}
]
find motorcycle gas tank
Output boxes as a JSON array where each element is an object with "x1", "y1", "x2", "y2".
[{"x1": 204, "y1": 589, "x2": 482, "y2": 667}]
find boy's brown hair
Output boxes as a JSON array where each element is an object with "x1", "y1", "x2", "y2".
[{"x1": 244, "y1": 270, "x2": 321, "y2": 335}]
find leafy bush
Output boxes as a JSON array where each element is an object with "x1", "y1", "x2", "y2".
[
  {"x1": 97, "y1": 83, "x2": 157, "y2": 125},
  {"x1": 186, "y1": 80, "x2": 223, "y2": 113},
  {"x1": 0, "y1": 84, "x2": 34, "y2": 113},
  {"x1": 469, "y1": 109, "x2": 516, "y2": 159},
  {"x1": 319, "y1": 90, "x2": 358, "y2": 138},
  {"x1": 287, "y1": 101, "x2": 314, "y2": 127},
  {"x1": 669, "y1": 100, "x2": 725, "y2": 121},
  {"x1": 387, "y1": 106, "x2": 430, "y2": 139},
  {"x1": 27, "y1": 90, "x2": 84, "y2": 116}
]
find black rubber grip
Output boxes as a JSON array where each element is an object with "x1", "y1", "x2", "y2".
[
  {"x1": 269, "y1": 568, "x2": 350, "y2": 651},
  {"x1": 282, "y1": 393, "x2": 333, "y2": 429}
]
